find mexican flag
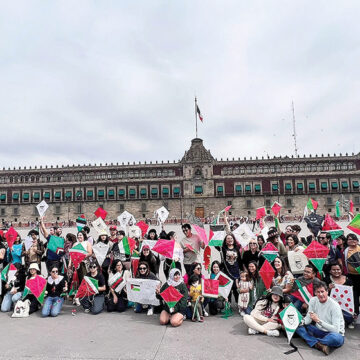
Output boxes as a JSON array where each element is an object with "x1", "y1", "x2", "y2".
[
  {"x1": 347, "y1": 214, "x2": 360, "y2": 235},
  {"x1": 1, "y1": 263, "x2": 17, "y2": 283},
  {"x1": 76, "y1": 276, "x2": 99, "y2": 298},
  {"x1": 22, "y1": 275, "x2": 47, "y2": 305},
  {"x1": 160, "y1": 286, "x2": 183, "y2": 310},
  {"x1": 118, "y1": 236, "x2": 136, "y2": 256}
]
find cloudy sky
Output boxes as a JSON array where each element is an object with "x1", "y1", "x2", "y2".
[{"x1": 1, "y1": 1, "x2": 360, "y2": 168}]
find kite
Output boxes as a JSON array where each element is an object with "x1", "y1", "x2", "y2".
[
  {"x1": 280, "y1": 303, "x2": 303, "y2": 346},
  {"x1": 92, "y1": 217, "x2": 109, "y2": 236},
  {"x1": 271, "y1": 202, "x2": 282, "y2": 216},
  {"x1": 291, "y1": 280, "x2": 313, "y2": 305},
  {"x1": 36, "y1": 200, "x2": 49, "y2": 217},
  {"x1": 303, "y1": 241, "x2": 330, "y2": 275},
  {"x1": 208, "y1": 231, "x2": 225, "y2": 247},
  {"x1": 347, "y1": 252, "x2": 360, "y2": 274},
  {"x1": 94, "y1": 207, "x2": 107, "y2": 220},
  {"x1": 259, "y1": 260, "x2": 275, "y2": 290},
  {"x1": 5, "y1": 227, "x2": 18, "y2": 248},
  {"x1": 192, "y1": 224, "x2": 209, "y2": 246},
  {"x1": 69, "y1": 243, "x2": 88, "y2": 269},
  {"x1": 160, "y1": 286, "x2": 184, "y2": 312},
  {"x1": 47, "y1": 235, "x2": 65, "y2": 255},
  {"x1": 141, "y1": 240, "x2": 157, "y2": 251},
  {"x1": 201, "y1": 278, "x2": 219, "y2": 298},
  {"x1": 232, "y1": 223, "x2": 255, "y2": 248},
  {"x1": 1, "y1": 263, "x2": 17, "y2": 283},
  {"x1": 75, "y1": 276, "x2": 99, "y2": 298},
  {"x1": 304, "y1": 213, "x2": 324, "y2": 236},
  {"x1": 260, "y1": 242, "x2": 279, "y2": 262},
  {"x1": 22, "y1": 276, "x2": 47, "y2": 305},
  {"x1": 128, "y1": 224, "x2": 142, "y2": 239},
  {"x1": 126, "y1": 278, "x2": 161, "y2": 306},
  {"x1": 288, "y1": 251, "x2": 309, "y2": 275},
  {"x1": 92, "y1": 242, "x2": 110, "y2": 267},
  {"x1": 136, "y1": 221, "x2": 149, "y2": 238},
  {"x1": 118, "y1": 236, "x2": 136, "y2": 256},
  {"x1": 322, "y1": 214, "x2": 342, "y2": 231},
  {"x1": 214, "y1": 271, "x2": 233, "y2": 299},
  {"x1": 347, "y1": 214, "x2": 360, "y2": 236},
  {"x1": 118, "y1": 211, "x2": 136, "y2": 228},
  {"x1": 203, "y1": 246, "x2": 211, "y2": 271},
  {"x1": 108, "y1": 273, "x2": 126, "y2": 293},
  {"x1": 156, "y1": 206, "x2": 169, "y2": 223},
  {"x1": 330, "y1": 284, "x2": 354, "y2": 314},
  {"x1": 256, "y1": 207, "x2": 266, "y2": 220},
  {"x1": 327, "y1": 230, "x2": 344, "y2": 241},
  {"x1": 24, "y1": 236, "x2": 33, "y2": 251},
  {"x1": 76, "y1": 215, "x2": 87, "y2": 232},
  {"x1": 152, "y1": 239, "x2": 175, "y2": 259}
]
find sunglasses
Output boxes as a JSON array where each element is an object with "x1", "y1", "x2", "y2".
[
  {"x1": 195, "y1": 267, "x2": 201, "y2": 270},
  {"x1": 51, "y1": 270, "x2": 58, "y2": 273},
  {"x1": 139, "y1": 267, "x2": 147, "y2": 270},
  {"x1": 90, "y1": 265, "x2": 97, "y2": 269}
]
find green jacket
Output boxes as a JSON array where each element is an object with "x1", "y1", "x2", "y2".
[{"x1": 160, "y1": 282, "x2": 188, "y2": 314}]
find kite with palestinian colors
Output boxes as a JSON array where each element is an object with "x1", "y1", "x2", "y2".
[
  {"x1": 232, "y1": 222, "x2": 256, "y2": 248},
  {"x1": 280, "y1": 303, "x2": 303, "y2": 346},
  {"x1": 5, "y1": 227, "x2": 18, "y2": 248},
  {"x1": 256, "y1": 207, "x2": 266, "y2": 220},
  {"x1": 291, "y1": 279, "x2": 314, "y2": 305},
  {"x1": 76, "y1": 215, "x2": 87, "y2": 232},
  {"x1": 347, "y1": 252, "x2": 360, "y2": 274},
  {"x1": 271, "y1": 202, "x2": 282, "y2": 216},
  {"x1": 259, "y1": 260, "x2": 275, "y2": 290},
  {"x1": 211, "y1": 205, "x2": 232, "y2": 225},
  {"x1": 94, "y1": 207, "x2": 107, "y2": 220},
  {"x1": 92, "y1": 242, "x2": 110, "y2": 267},
  {"x1": 160, "y1": 286, "x2": 184, "y2": 313},
  {"x1": 260, "y1": 242, "x2": 279, "y2": 262},
  {"x1": 1, "y1": 263, "x2": 17, "y2": 283},
  {"x1": 22, "y1": 276, "x2": 47, "y2": 305},
  {"x1": 36, "y1": 200, "x2": 49, "y2": 217},
  {"x1": 108, "y1": 272, "x2": 126, "y2": 293},
  {"x1": 69, "y1": 243, "x2": 88, "y2": 269},
  {"x1": 92, "y1": 217, "x2": 109, "y2": 236},
  {"x1": 322, "y1": 214, "x2": 344, "y2": 240},
  {"x1": 303, "y1": 241, "x2": 329, "y2": 275},
  {"x1": 202, "y1": 278, "x2": 219, "y2": 298},
  {"x1": 76, "y1": 276, "x2": 99, "y2": 299},
  {"x1": 118, "y1": 210, "x2": 136, "y2": 229},
  {"x1": 152, "y1": 239, "x2": 175, "y2": 259},
  {"x1": 156, "y1": 206, "x2": 169, "y2": 223},
  {"x1": 347, "y1": 213, "x2": 360, "y2": 236},
  {"x1": 214, "y1": 271, "x2": 233, "y2": 299}
]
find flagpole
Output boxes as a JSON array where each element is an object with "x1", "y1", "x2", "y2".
[{"x1": 195, "y1": 97, "x2": 198, "y2": 138}]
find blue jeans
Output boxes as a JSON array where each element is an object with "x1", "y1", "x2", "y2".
[
  {"x1": 42, "y1": 296, "x2": 64, "y2": 317},
  {"x1": 290, "y1": 295, "x2": 305, "y2": 312},
  {"x1": 134, "y1": 303, "x2": 152, "y2": 313},
  {"x1": 80, "y1": 295, "x2": 104, "y2": 315},
  {"x1": 343, "y1": 310, "x2": 353, "y2": 325},
  {"x1": 1, "y1": 292, "x2": 22, "y2": 312},
  {"x1": 296, "y1": 324, "x2": 344, "y2": 348}
]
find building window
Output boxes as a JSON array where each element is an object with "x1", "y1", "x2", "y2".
[
  {"x1": 265, "y1": 199, "x2": 271, "y2": 208},
  {"x1": 119, "y1": 203, "x2": 125, "y2": 211},
  {"x1": 321, "y1": 182, "x2": 328, "y2": 191},
  {"x1": 331, "y1": 182, "x2": 338, "y2": 191},
  {"x1": 141, "y1": 203, "x2": 147, "y2": 212},
  {"x1": 23, "y1": 193, "x2": 30, "y2": 202},
  {"x1": 308, "y1": 182, "x2": 316, "y2": 192},
  {"x1": 55, "y1": 205, "x2": 61, "y2": 214},
  {"x1": 297, "y1": 183, "x2": 303, "y2": 192},
  {"x1": 0, "y1": 209, "x2": 5, "y2": 216},
  {"x1": 194, "y1": 186, "x2": 203, "y2": 195},
  {"x1": 353, "y1": 181, "x2": 359, "y2": 190},
  {"x1": 76, "y1": 204, "x2": 82, "y2": 213},
  {"x1": 285, "y1": 183, "x2": 292, "y2": 193},
  {"x1": 286, "y1": 198, "x2": 292, "y2": 207},
  {"x1": 162, "y1": 188, "x2": 169, "y2": 198},
  {"x1": 0, "y1": 194, "x2": 6, "y2": 203},
  {"x1": 227, "y1": 200, "x2": 232, "y2": 207},
  {"x1": 86, "y1": 190, "x2": 93, "y2": 200},
  {"x1": 108, "y1": 189, "x2": 115, "y2": 199},
  {"x1": 13, "y1": 207, "x2": 19, "y2": 216},
  {"x1": 151, "y1": 188, "x2": 159, "y2": 198},
  {"x1": 118, "y1": 189, "x2": 125, "y2": 199},
  {"x1": 217, "y1": 186, "x2": 224, "y2": 196},
  {"x1": 272, "y1": 184, "x2": 278, "y2": 192},
  {"x1": 12, "y1": 193, "x2": 19, "y2": 202},
  {"x1": 44, "y1": 192, "x2": 50, "y2": 200},
  {"x1": 140, "y1": 188, "x2": 147, "y2": 198},
  {"x1": 173, "y1": 187, "x2": 180, "y2": 198},
  {"x1": 245, "y1": 185, "x2": 251, "y2": 194},
  {"x1": 326, "y1": 197, "x2": 333, "y2": 205},
  {"x1": 341, "y1": 181, "x2": 348, "y2": 190},
  {"x1": 254, "y1": 184, "x2": 261, "y2": 193},
  {"x1": 54, "y1": 191, "x2": 61, "y2": 201},
  {"x1": 76, "y1": 191, "x2": 82, "y2": 200},
  {"x1": 129, "y1": 189, "x2": 136, "y2": 199},
  {"x1": 246, "y1": 199, "x2": 252, "y2": 208},
  {"x1": 98, "y1": 189, "x2": 105, "y2": 199}
]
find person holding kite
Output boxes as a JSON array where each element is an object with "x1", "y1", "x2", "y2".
[
  {"x1": 42, "y1": 266, "x2": 67, "y2": 317},
  {"x1": 159, "y1": 268, "x2": 188, "y2": 327},
  {"x1": 162, "y1": 231, "x2": 182, "y2": 279},
  {"x1": 243, "y1": 286, "x2": 284, "y2": 337},
  {"x1": 23, "y1": 263, "x2": 43, "y2": 314},
  {"x1": 1, "y1": 263, "x2": 26, "y2": 312},
  {"x1": 140, "y1": 245, "x2": 160, "y2": 277},
  {"x1": 107, "y1": 259, "x2": 130, "y2": 312},
  {"x1": 246, "y1": 261, "x2": 267, "y2": 313},
  {"x1": 296, "y1": 281, "x2": 345, "y2": 355},
  {"x1": 93, "y1": 234, "x2": 112, "y2": 289},
  {"x1": 208, "y1": 261, "x2": 226, "y2": 315},
  {"x1": 22, "y1": 230, "x2": 45, "y2": 271}
]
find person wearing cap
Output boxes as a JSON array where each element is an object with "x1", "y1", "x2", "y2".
[
  {"x1": 243, "y1": 286, "x2": 285, "y2": 337},
  {"x1": 22, "y1": 229, "x2": 45, "y2": 271},
  {"x1": 296, "y1": 281, "x2": 345, "y2": 355},
  {"x1": 266, "y1": 227, "x2": 287, "y2": 257},
  {"x1": 109, "y1": 225, "x2": 118, "y2": 243}
]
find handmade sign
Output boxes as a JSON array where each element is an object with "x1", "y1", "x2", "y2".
[
  {"x1": 108, "y1": 273, "x2": 126, "y2": 293},
  {"x1": 47, "y1": 236, "x2": 65, "y2": 255},
  {"x1": 152, "y1": 239, "x2": 175, "y2": 259},
  {"x1": 128, "y1": 225, "x2": 142, "y2": 239},
  {"x1": 280, "y1": 303, "x2": 303, "y2": 343},
  {"x1": 22, "y1": 276, "x2": 47, "y2": 305},
  {"x1": 92, "y1": 242, "x2": 110, "y2": 267},
  {"x1": 76, "y1": 276, "x2": 99, "y2": 298},
  {"x1": 347, "y1": 214, "x2": 360, "y2": 235},
  {"x1": 118, "y1": 211, "x2": 135, "y2": 228},
  {"x1": 303, "y1": 241, "x2": 330, "y2": 275},
  {"x1": 160, "y1": 286, "x2": 184, "y2": 312},
  {"x1": 214, "y1": 271, "x2": 233, "y2": 299},
  {"x1": 202, "y1": 278, "x2": 219, "y2": 298},
  {"x1": 330, "y1": 284, "x2": 354, "y2": 314},
  {"x1": 69, "y1": 243, "x2": 88, "y2": 269},
  {"x1": 232, "y1": 223, "x2": 255, "y2": 248},
  {"x1": 156, "y1": 206, "x2": 169, "y2": 223},
  {"x1": 126, "y1": 278, "x2": 161, "y2": 306},
  {"x1": 5, "y1": 227, "x2": 18, "y2": 248},
  {"x1": 288, "y1": 251, "x2": 309, "y2": 275},
  {"x1": 92, "y1": 217, "x2": 109, "y2": 236},
  {"x1": 94, "y1": 207, "x2": 107, "y2": 220},
  {"x1": 36, "y1": 200, "x2": 49, "y2": 217},
  {"x1": 259, "y1": 260, "x2": 275, "y2": 289}
]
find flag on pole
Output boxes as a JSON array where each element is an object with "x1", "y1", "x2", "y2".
[
  {"x1": 118, "y1": 237, "x2": 136, "y2": 256},
  {"x1": 307, "y1": 198, "x2": 318, "y2": 212},
  {"x1": 291, "y1": 280, "x2": 313, "y2": 305},
  {"x1": 196, "y1": 103, "x2": 203, "y2": 122}
]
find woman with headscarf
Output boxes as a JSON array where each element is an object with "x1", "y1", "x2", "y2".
[{"x1": 158, "y1": 268, "x2": 188, "y2": 327}]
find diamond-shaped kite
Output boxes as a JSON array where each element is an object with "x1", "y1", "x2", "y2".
[{"x1": 259, "y1": 259, "x2": 275, "y2": 289}]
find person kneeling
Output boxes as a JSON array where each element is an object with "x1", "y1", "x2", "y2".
[
  {"x1": 243, "y1": 286, "x2": 284, "y2": 337},
  {"x1": 296, "y1": 281, "x2": 344, "y2": 356}
]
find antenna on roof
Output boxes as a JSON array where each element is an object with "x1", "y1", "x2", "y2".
[{"x1": 292, "y1": 100, "x2": 298, "y2": 157}]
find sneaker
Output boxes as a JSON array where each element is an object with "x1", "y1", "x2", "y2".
[
  {"x1": 84, "y1": 309, "x2": 90, "y2": 313},
  {"x1": 248, "y1": 328, "x2": 259, "y2": 335},
  {"x1": 147, "y1": 308, "x2": 153, "y2": 316},
  {"x1": 199, "y1": 316, "x2": 204, "y2": 322},
  {"x1": 348, "y1": 321, "x2": 355, "y2": 329},
  {"x1": 240, "y1": 311, "x2": 246, "y2": 316},
  {"x1": 203, "y1": 310, "x2": 209, "y2": 317},
  {"x1": 314, "y1": 342, "x2": 330, "y2": 355},
  {"x1": 266, "y1": 330, "x2": 280, "y2": 337},
  {"x1": 74, "y1": 298, "x2": 81, "y2": 306}
]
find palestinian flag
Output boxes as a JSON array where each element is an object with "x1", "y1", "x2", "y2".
[
  {"x1": 201, "y1": 278, "x2": 219, "y2": 298},
  {"x1": 131, "y1": 253, "x2": 140, "y2": 277},
  {"x1": 347, "y1": 214, "x2": 360, "y2": 236},
  {"x1": 131, "y1": 284, "x2": 141, "y2": 292},
  {"x1": 75, "y1": 276, "x2": 99, "y2": 298},
  {"x1": 291, "y1": 280, "x2": 313, "y2": 305},
  {"x1": 109, "y1": 273, "x2": 126, "y2": 293},
  {"x1": 208, "y1": 231, "x2": 225, "y2": 247},
  {"x1": 22, "y1": 275, "x2": 47, "y2": 305},
  {"x1": 160, "y1": 286, "x2": 183, "y2": 311},
  {"x1": 307, "y1": 198, "x2": 318, "y2": 212},
  {"x1": 76, "y1": 215, "x2": 87, "y2": 232},
  {"x1": 118, "y1": 236, "x2": 136, "y2": 256},
  {"x1": 1, "y1": 263, "x2": 17, "y2": 283},
  {"x1": 69, "y1": 243, "x2": 88, "y2": 269},
  {"x1": 48, "y1": 235, "x2": 65, "y2": 255}
]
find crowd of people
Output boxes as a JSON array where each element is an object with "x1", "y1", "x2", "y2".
[{"x1": 0, "y1": 216, "x2": 359, "y2": 356}]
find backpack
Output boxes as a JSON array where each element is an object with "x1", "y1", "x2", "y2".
[{"x1": 12, "y1": 299, "x2": 30, "y2": 318}]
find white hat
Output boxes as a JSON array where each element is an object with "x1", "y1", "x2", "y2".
[{"x1": 29, "y1": 263, "x2": 40, "y2": 272}]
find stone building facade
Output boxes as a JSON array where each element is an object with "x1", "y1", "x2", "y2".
[{"x1": 0, "y1": 138, "x2": 359, "y2": 223}]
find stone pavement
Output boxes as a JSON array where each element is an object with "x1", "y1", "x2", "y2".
[{"x1": 0, "y1": 303, "x2": 358, "y2": 360}]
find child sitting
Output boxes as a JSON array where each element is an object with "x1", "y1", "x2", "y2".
[
  {"x1": 189, "y1": 274, "x2": 204, "y2": 322},
  {"x1": 236, "y1": 271, "x2": 253, "y2": 316}
]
